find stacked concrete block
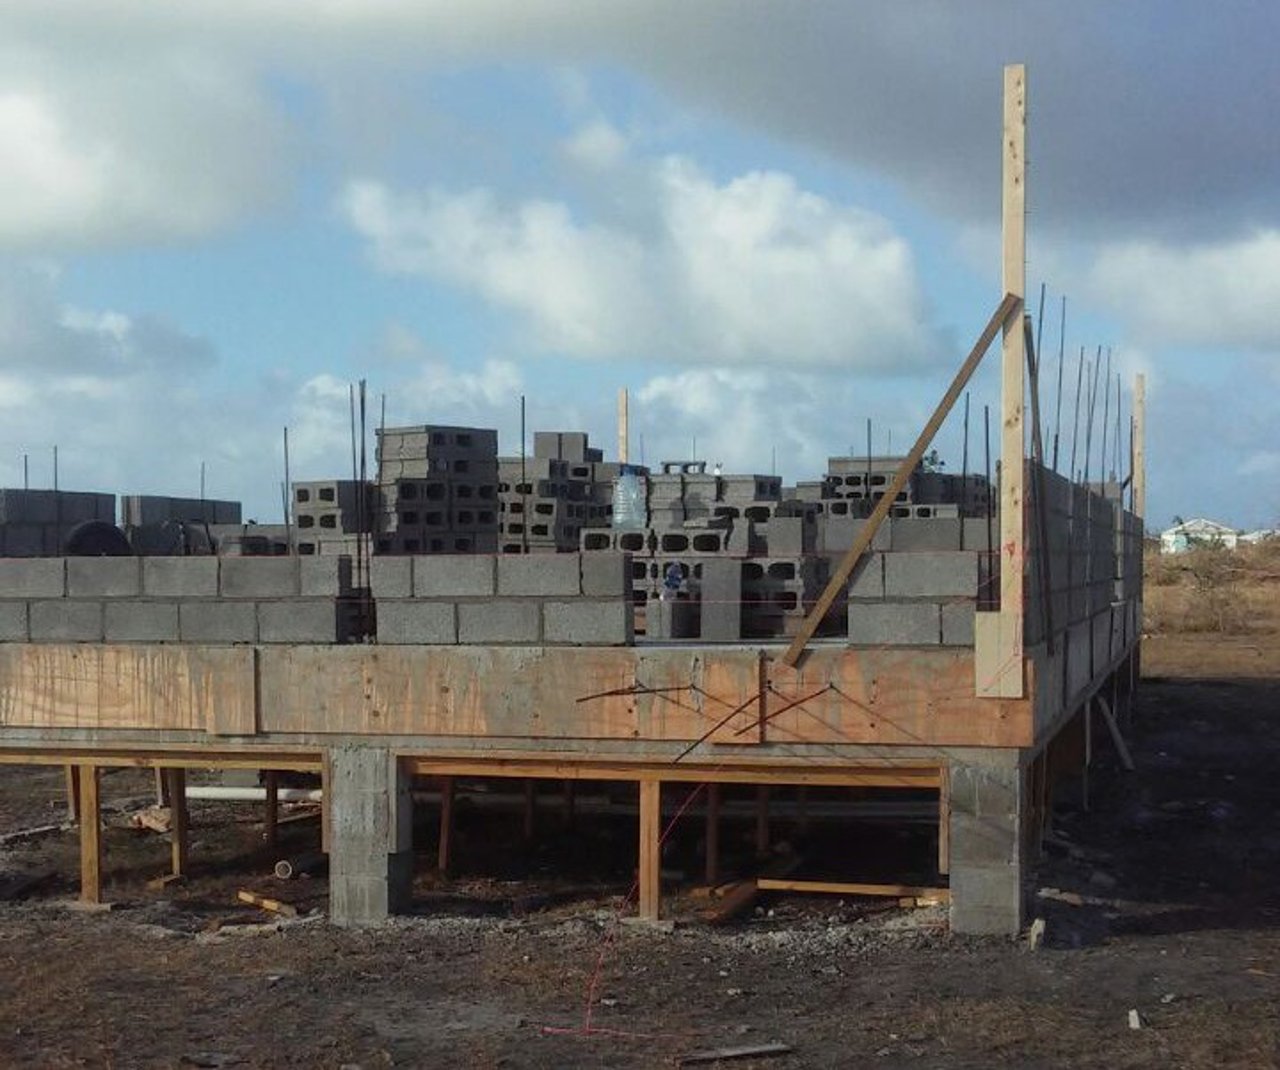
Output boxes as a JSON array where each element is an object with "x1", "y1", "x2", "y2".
[
  {"x1": 498, "y1": 432, "x2": 616, "y2": 553},
  {"x1": 948, "y1": 759, "x2": 1026, "y2": 935},
  {"x1": 740, "y1": 557, "x2": 830, "y2": 639},
  {"x1": 293, "y1": 480, "x2": 375, "y2": 557},
  {"x1": 208, "y1": 523, "x2": 292, "y2": 557},
  {"x1": 0, "y1": 488, "x2": 118, "y2": 557},
  {"x1": 696, "y1": 558, "x2": 742, "y2": 642},
  {"x1": 121, "y1": 495, "x2": 240, "y2": 528},
  {"x1": 373, "y1": 425, "x2": 500, "y2": 554},
  {"x1": 372, "y1": 552, "x2": 633, "y2": 647}
]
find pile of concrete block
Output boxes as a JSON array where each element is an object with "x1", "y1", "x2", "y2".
[
  {"x1": 794, "y1": 456, "x2": 992, "y2": 521},
  {"x1": 0, "y1": 489, "x2": 116, "y2": 557},
  {"x1": 121, "y1": 495, "x2": 243, "y2": 555},
  {"x1": 371, "y1": 552, "x2": 633, "y2": 646},
  {"x1": 293, "y1": 480, "x2": 373, "y2": 557},
  {"x1": 0, "y1": 556, "x2": 360, "y2": 644},
  {"x1": 374, "y1": 426, "x2": 500, "y2": 555},
  {"x1": 845, "y1": 549, "x2": 984, "y2": 647},
  {"x1": 497, "y1": 432, "x2": 614, "y2": 554}
]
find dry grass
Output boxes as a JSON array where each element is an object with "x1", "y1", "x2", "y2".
[{"x1": 1144, "y1": 541, "x2": 1280, "y2": 636}]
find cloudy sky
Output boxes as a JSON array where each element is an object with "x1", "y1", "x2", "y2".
[{"x1": 0, "y1": 1, "x2": 1276, "y2": 530}]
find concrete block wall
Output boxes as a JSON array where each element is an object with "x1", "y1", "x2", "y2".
[
  {"x1": 373, "y1": 552, "x2": 634, "y2": 646},
  {"x1": 0, "y1": 556, "x2": 360, "y2": 645},
  {"x1": 121, "y1": 495, "x2": 241, "y2": 528}
]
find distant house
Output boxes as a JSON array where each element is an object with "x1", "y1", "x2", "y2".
[
  {"x1": 1160, "y1": 518, "x2": 1239, "y2": 554},
  {"x1": 1240, "y1": 529, "x2": 1279, "y2": 545}
]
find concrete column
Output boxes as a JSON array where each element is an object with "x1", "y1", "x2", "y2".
[
  {"x1": 327, "y1": 746, "x2": 413, "y2": 927},
  {"x1": 948, "y1": 756, "x2": 1026, "y2": 935}
]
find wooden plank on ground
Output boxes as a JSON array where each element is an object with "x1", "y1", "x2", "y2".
[
  {"x1": 237, "y1": 889, "x2": 298, "y2": 918},
  {"x1": 757, "y1": 878, "x2": 950, "y2": 901}
]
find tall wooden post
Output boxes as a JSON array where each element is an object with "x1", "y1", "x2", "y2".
[
  {"x1": 638, "y1": 780, "x2": 661, "y2": 921},
  {"x1": 618, "y1": 388, "x2": 629, "y2": 465},
  {"x1": 704, "y1": 784, "x2": 721, "y2": 886},
  {"x1": 263, "y1": 770, "x2": 279, "y2": 850},
  {"x1": 437, "y1": 776, "x2": 455, "y2": 874},
  {"x1": 977, "y1": 62, "x2": 1027, "y2": 698},
  {"x1": 1133, "y1": 374, "x2": 1146, "y2": 520},
  {"x1": 64, "y1": 765, "x2": 81, "y2": 824},
  {"x1": 78, "y1": 764, "x2": 101, "y2": 903},
  {"x1": 166, "y1": 768, "x2": 189, "y2": 878}
]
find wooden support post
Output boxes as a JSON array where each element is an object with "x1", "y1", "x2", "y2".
[
  {"x1": 320, "y1": 750, "x2": 332, "y2": 853},
  {"x1": 937, "y1": 766, "x2": 951, "y2": 876},
  {"x1": 704, "y1": 784, "x2": 721, "y2": 886},
  {"x1": 78, "y1": 764, "x2": 101, "y2": 904},
  {"x1": 154, "y1": 767, "x2": 168, "y2": 808},
  {"x1": 522, "y1": 779, "x2": 536, "y2": 842},
  {"x1": 638, "y1": 779, "x2": 661, "y2": 921},
  {"x1": 562, "y1": 779, "x2": 576, "y2": 829},
  {"x1": 782, "y1": 292, "x2": 1020, "y2": 668},
  {"x1": 1133, "y1": 374, "x2": 1146, "y2": 520},
  {"x1": 1097, "y1": 694, "x2": 1135, "y2": 771},
  {"x1": 438, "y1": 775, "x2": 455, "y2": 874},
  {"x1": 65, "y1": 765, "x2": 81, "y2": 824},
  {"x1": 166, "y1": 767, "x2": 189, "y2": 878},
  {"x1": 1082, "y1": 698, "x2": 1092, "y2": 812},
  {"x1": 263, "y1": 770, "x2": 279, "y2": 850},
  {"x1": 755, "y1": 786, "x2": 770, "y2": 858},
  {"x1": 980, "y1": 61, "x2": 1028, "y2": 698}
]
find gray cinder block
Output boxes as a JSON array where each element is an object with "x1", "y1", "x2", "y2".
[
  {"x1": 67, "y1": 557, "x2": 141, "y2": 598},
  {"x1": 219, "y1": 557, "x2": 301, "y2": 598},
  {"x1": 497, "y1": 554, "x2": 580, "y2": 596},
  {"x1": 179, "y1": 601, "x2": 258, "y2": 642},
  {"x1": 258, "y1": 600, "x2": 345, "y2": 644},
  {"x1": 105, "y1": 601, "x2": 179, "y2": 642},
  {"x1": 580, "y1": 553, "x2": 631, "y2": 598},
  {"x1": 143, "y1": 557, "x2": 218, "y2": 597},
  {"x1": 891, "y1": 518, "x2": 962, "y2": 552},
  {"x1": 458, "y1": 600, "x2": 541, "y2": 643},
  {"x1": 846, "y1": 552, "x2": 884, "y2": 599},
  {"x1": 765, "y1": 516, "x2": 806, "y2": 557},
  {"x1": 0, "y1": 524, "x2": 47, "y2": 557},
  {"x1": 376, "y1": 601, "x2": 457, "y2": 644},
  {"x1": 0, "y1": 601, "x2": 28, "y2": 641},
  {"x1": 370, "y1": 556, "x2": 413, "y2": 598},
  {"x1": 29, "y1": 600, "x2": 103, "y2": 642},
  {"x1": 698, "y1": 559, "x2": 741, "y2": 642},
  {"x1": 884, "y1": 551, "x2": 979, "y2": 599},
  {"x1": 413, "y1": 555, "x2": 495, "y2": 597},
  {"x1": 0, "y1": 558, "x2": 65, "y2": 598},
  {"x1": 941, "y1": 601, "x2": 976, "y2": 646},
  {"x1": 542, "y1": 600, "x2": 633, "y2": 645},
  {"x1": 301, "y1": 556, "x2": 353, "y2": 597},
  {"x1": 847, "y1": 601, "x2": 940, "y2": 645}
]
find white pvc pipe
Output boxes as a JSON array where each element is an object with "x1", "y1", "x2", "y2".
[{"x1": 185, "y1": 786, "x2": 322, "y2": 803}]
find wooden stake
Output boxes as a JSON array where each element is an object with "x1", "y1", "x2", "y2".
[
  {"x1": 638, "y1": 780, "x2": 661, "y2": 921},
  {"x1": 263, "y1": 770, "x2": 279, "y2": 850},
  {"x1": 755, "y1": 786, "x2": 770, "y2": 857},
  {"x1": 1097, "y1": 694, "x2": 1135, "y2": 771},
  {"x1": 522, "y1": 779, "x2": 536, "y2": 842},
  {"x1": 1082, "y1": 699, "x2": 1092, "y2": 811},
  {"x1": 166, "y1": 767, "x2": 189, "y2": 878},
  {"x1": 64, "y1": 765, "x2": 81, "y2": 824},
  {"x1": 78, "y1": 764, "x2": 101, "y2": 903},
  {"x1": 438, "y1": 775, "x2": 455, "y2": 873},
  {"x1": 781, "y1": 291, "x2": 1020, "y2": 667},
  {"x1": 704, "y1": 784, "x2": 721, "y2": 886}
]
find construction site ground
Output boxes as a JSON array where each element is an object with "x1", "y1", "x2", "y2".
[{"x1": 1, "y1": 554, "x2": 1277, "y2": 1067}]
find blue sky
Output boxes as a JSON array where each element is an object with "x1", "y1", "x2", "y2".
[{"x1": 0, "y1": 3, "x2": 1276, "y2": 530}]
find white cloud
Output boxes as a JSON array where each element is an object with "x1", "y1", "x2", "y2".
[
  {"x1": 343, "y1": 154, "x2": 940, "y2": 370},
  {"x1": 563, "y1": 119, "x2": 629, "y2": 170},
  {"x1": 1089, "y1": 230, "x2": 1280, "y2": 349}
]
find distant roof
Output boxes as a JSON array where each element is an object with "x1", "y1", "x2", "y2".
[{"x1": 1161, "y1": 517, "x2": 1237, "y2": 537}]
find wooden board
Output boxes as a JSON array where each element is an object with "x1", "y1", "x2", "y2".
[
  {"x1": 0, "y1": 645, "x2": 254, "y2": 735},
  {"x1": 757, "y1": 878, "x2": 950, "y2": 901}
]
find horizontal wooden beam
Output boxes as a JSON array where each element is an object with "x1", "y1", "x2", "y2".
[
  {"x1": 0, "y1": 747, "x2": 320, "y2": 772},
  {"x1": 757, "y1": 878, "x2": 950, "y2": 900},
  {"x1": 401, "y1": 756, "x2": 941, "y2": 789}
]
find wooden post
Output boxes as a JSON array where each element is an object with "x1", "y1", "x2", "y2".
[
  {"x1": 638, "y1": 779, "x2": 661, "y2": 921},
  {"x1": 937, "y1": 766, "x2": 951, "y2": 876},
  {"x1": 437, "y1": 776, "x2": 455, "y2": 873},
  {"x1": 78, "y1": 764, "x2": 101, "y2": 903},
  {"x1": 618, "y1": 388, "x2": 629, "y2": 465},
  {"x1": 522, "y1": 779, "x2": 536, "y2": 841},
  {"x1": 1133, "y1": 373, "x2": 1146, "y2": 520},
  {"x1": 154, "y1": 768, "x2": 168, "y2": 807},
  {"x1": 166, "y1": 768, "x2": 189, "y2": 878},
  {"x1": 980, "y1": 61, "x2": 1028, "y2": 698},
  {"x1": 263, "y1": 770, "x2": 279, "y2": 850},
  {"x1": 755, "y1": 786, "x2": 770, "y2": 857},
  {"x1": 65, "y1": 765, "x2": 81, "y2": 824},
  {"x1": 704, "y1": 784, "x2": 721, "y2": 886},
  {"x1": 1082, "y1": 698, "x2": 1092, "y2": 812},
  {"x1": 320, "y1": 750, "x2": 332, "y2": 853}
]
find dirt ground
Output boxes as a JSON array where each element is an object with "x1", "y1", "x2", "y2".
[{"x1": 1, "y1": 556, "x2": 1278, "y2": 1067}]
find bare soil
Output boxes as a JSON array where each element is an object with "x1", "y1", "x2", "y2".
[{"x1": 0, "y1": 558, "x2": 1277, "y2": 1067}]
